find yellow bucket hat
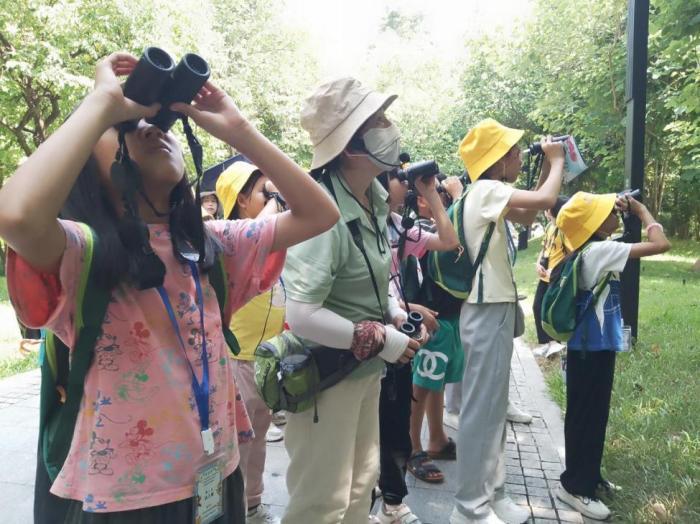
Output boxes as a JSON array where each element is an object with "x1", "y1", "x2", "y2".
[
  {"x1": 556, "y1": 191, "x2": 617, "y2": 251},
  {"x1": 458, "y1": 118, "x2": 524, "y2": 182},
  {"x1": 216, "y1": 161, "x2": 260, "y2": 219}
]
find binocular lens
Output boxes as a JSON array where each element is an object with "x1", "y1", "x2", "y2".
[
  {"x1": 407, "y1": 311, "x2": 423, "y2": 331},
  {"x1": 122, "y1": 47, "x2": 175, "y2": 107},
  {"x1": 120, "y1": 47, "x2": 210, "y2": 133}
]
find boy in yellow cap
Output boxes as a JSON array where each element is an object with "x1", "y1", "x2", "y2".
[
  {"x1": 216, "y1": 161, "x2": 287, "y2": 524},
  {"x1": 451, "y1": 119, "x2": 566, "y2": 524},
  {"x1": 554, "y1": 192, "x2": 669, "y2": 520}
]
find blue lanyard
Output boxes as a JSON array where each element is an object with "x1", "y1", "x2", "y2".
[{"x1": 156, "y1": 261, "x2": 210, "y2": 434}]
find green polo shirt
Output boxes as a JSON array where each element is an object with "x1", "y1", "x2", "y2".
[{"x1": 283, "y1": 170, "x2": 391, "y2": 378}]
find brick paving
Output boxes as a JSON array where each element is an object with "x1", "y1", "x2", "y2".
[{"x1": 0, "y1": 340, "x2": 584, "y2": 523}]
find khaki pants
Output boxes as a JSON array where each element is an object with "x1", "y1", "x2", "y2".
[
  {"x1": 232, "y1": 360, "x2": 273, "y2": 509},
  {"x1": 282, "y1": 370, "x2": 382, "y2": 524}
]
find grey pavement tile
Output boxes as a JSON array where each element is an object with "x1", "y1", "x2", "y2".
[
  {"x1": 0, "y1": 405, "x2": 40, "y2": 429},
  {"x1": 506, "y1": 465, "x2": 523, "y2": 475},
  {"x1": 506, "y1": 474, "x2": 525, "y2": 485},
  {"x1": 525, "y1": 477, "x2": 548, "y2": 488},
  {"x1": 519, "y1": 450, "x2": 539, "y2": 460},
  {"x1": 0, "y1": 448, "x2": 38, "y2": 485},
  {"x1": 557, "y1": 509, "x2": 584, "y2": 523},
  {"x1": 519, "y1": 444, "x2": 538, "y2": 453},
  {"x1": 0, "y1": 481, "x2": 34, "y2": 524},
  {"x1": 523, "y1": 468, "x2": 545, "y2": 479},
  {"x1": 528, "y1": 496, "x2": 554, "y2": 509},
  {"x1": 520, "y1": 459, "x2": 543, "y2": 469},
  {"x1": 534, "y1": 519, "x2": 560, "y2": 523},
  {"x1": 505, "y1": 483, "x2": 527, "y2": 495},
  {"x1": 403, "y1": 486, "x2": 455, "y2": 523},
  {"x1": 532, "y1": 507, "x2": 558, "y2": 519}
]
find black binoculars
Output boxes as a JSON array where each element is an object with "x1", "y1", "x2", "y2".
[
  {"x1": 618, "y1": 189, "x2": 641, "y2": 199},
  {"x1": 396, "y1": 160, "x2": 440, "y2": 186},
  {"x1": 400, "y1": 311, "x2": 424, "y2": 340},
  {"x1": 121, "y1": 47, "x2": 210, "y2": 132},
  {"x1": 527, "y1": 135, "x2": 570, "y2": 155}
]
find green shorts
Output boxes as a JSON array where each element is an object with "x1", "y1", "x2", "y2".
[{"x1": 412, "y1": 316, "x2": 464, "y2": 391}]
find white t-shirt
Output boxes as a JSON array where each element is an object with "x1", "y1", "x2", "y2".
[
  {"x1": 578, "y1": 240, "x2": 631, "y2": 326},
  {"x1": 462, "y1": 179, "x2": 517, "y2": 303}
]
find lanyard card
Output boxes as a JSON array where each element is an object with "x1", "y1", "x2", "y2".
[{"x1": 193, "y1": 458, "x2": 225, "y2": 524}]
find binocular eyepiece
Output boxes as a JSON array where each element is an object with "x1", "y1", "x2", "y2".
[
  {"x1": 120, "y1": 47, "x2": 210, "y2": 132},
  {"x1": 400, "y1": 311, "x2": 424, "y2": 340},
  {"x1": 526, "y1": 135, "x2": 570, "y2": 155},
  {"x1": 618, "y1": 188, "x2": 641, "y2": 199}
]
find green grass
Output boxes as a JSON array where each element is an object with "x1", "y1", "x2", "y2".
[
  {"x1": 0, "y1": 276, "x2": 8, "y2": 303},
  {"x1": 0, "y1": 352, "x2": 39, "y2": 379},
  {"x1": 514, "y1": 237, "x2": 700, "y2": 522}
]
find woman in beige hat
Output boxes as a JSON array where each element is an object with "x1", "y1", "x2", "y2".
[{"x1": 282, "y1": 78, "x2": 423, "y2": 524}]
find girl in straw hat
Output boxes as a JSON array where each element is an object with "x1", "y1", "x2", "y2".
[
  {"x1": 553, "y1": 192, "x2": 669, "y2": 520},
  {"x1": 281, "y1": 77, "x2": 424, "y2": 524},
  {"x1": 452, "y1": 119, "x2": 566, "y2": 524}
]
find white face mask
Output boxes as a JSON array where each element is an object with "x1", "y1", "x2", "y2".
[{"x1": 363, "y1": 124, "x2": 401, "y2": 169}]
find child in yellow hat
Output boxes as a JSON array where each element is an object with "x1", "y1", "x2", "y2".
[
  {"x1": 215, "y1": 161, "x2": 287, "y2": 524},
  {"x1": 553, "y1": 191, "x2": 669, "y2": 520},
  {"x1": 451, "y1": 119, "x2": 567, "y2": 524}
]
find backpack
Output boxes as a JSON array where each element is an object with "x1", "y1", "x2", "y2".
[
  {"x1": 38, "y1": 224, "x2": 239, "y2": 483},
  {"x1": 426, "y1": 190, "x2": 495, "y2": 301},
  {"x1": 540, "y1": 245, "x2": 611, "y2": 342}
]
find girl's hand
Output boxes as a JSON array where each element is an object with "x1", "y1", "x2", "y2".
[
  {"x1": 441, "y1": 176, "x2": 464, "y2": 200},
  {"x1": 171, "y1": 81, "x2": 248, "y2": 144},
  {"x1": 536, "y1": 263, "x2": 548, "y2": 279},
  {"x1": 540, "y1": 135, "x2": 565, "y2": 164},
  {"x1": 92, "y1": 52, "x2": 160, "y2": 128},
  {"x1": 626, "y1": 196, "x2": 647, "y2": 217},
  {"x1": 414, "y1": 176, "x2": 439, "y2": 199}
]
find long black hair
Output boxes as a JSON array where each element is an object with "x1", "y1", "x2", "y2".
[{"x1": 60, "y1": 153, "x2": 220, "y2": 291}]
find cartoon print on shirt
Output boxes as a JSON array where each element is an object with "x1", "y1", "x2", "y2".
[
  {"x1": 119, "y1": 419, "x2": 157, "y2": 465},
  {"x1": 95, "y1": 332, "x2": 122, "y2": 372},
  {"x1": 116, "y1": 368, "x2": 159, "y2": 403},
  {"x1": 126, "y1": 321, "x2": 154, "y2": 364},
  {"x1": 88, "y1": 432, "x2": 116, "y2": 476}
]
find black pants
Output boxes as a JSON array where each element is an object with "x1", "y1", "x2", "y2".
[
  {"x1": 35, "y1": 450, "x2": 245, "y2": 524},
  {"x1": 378, "y1": 362, "x2": 414, "y2": 505},
  {"x1": 533, "y1": 279, "x2": 553, "y2": 344},
  {"x1": 560, "y1": 350, "x2": 616, "y2": 498}
]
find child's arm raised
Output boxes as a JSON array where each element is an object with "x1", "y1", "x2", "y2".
[
  {"x1": 506, "y1": 137, "x2": 565, "y2": 221},
  {"x1": 0, "y1": 53, "x2": 158, "y2": 271},
  {"x1": 172, "y1": 83, "x2": 340, "y2": 252},
  {"x1": 414, "y1": 177, "x2": 459, "y2": 252},
  {"x1": 620, "y1": 197, "x2": 671, "y2": 258}
]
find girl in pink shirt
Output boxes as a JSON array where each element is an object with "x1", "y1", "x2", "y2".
[{"x1": 0, "y1": 52, "x2": 338, "y2": 523}]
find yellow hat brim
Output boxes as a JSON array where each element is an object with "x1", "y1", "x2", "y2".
[
  {"x1": 557, "y1": 193, "x2": 617, "y2": 251},
  {"x1": 216, "y1": 161, "x2": 260, "y2": 219}
]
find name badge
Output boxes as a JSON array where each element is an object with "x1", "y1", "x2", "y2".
[{"x1": 194, "y1": 460, "x2": 224, "y2": 524}]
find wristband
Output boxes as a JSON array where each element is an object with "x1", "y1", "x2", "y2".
[{"x1": 645, "y1": 222, "x2": 663, "y2": 235}]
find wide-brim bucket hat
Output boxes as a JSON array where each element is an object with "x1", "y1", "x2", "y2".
[
  {"x1": 301, "y1": 77, "x2": 398, "y2": 170},
  {"x1": 459, "y1": 118, "x2": 524, "y2": 182},
  {"x1": 556, "y1": 191, "x2": 617, "y2": 251},
  {"x1": 216, "y1": 161, "x2": 260, "y2": 219}
]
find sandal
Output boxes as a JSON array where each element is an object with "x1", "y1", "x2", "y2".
[
  {"x1": 407, "y1": 451, "x2": 444, "y2": 484},
  {"x1": 426, "y1": 437, "x2": 456, "y2": 461}
]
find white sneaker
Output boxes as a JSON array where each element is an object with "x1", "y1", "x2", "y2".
[
  {"x1": 533, "y1": 344, "x2": 548, "y2": 357},
  {"x1": 491, "y1": 496, "x2": 530, "y2": 523},
  {"x1": 271, "y1": 411, "x2": 287, "y2": 426},
  {"x1": 444, "y1": 410, "x2": 459, "y2": 430},
  {"x1": 506, "y1": 401, "x2": 533, "y2": 424},
  {"x1": 556, "y1": 486, "x2": 611, "y2": 520},
  {"x1": 265, "y1": 425, "x2": 284, "y2": 443},
  {"x1": 376, "y1": 503, "x2": 421, "y2": 523},
  {"x1": 449, "y1": 507, "x2": 504, "y2": 524},
  {"x1": 247, "y1": 503, "x2": 280, "y2": 524},
  {"x1": 544, "y1": 341, "x2": 565, "y2": 358}
]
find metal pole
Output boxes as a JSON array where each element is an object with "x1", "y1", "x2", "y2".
[{"x1": 620, "y1": 0, "x2": 649, "y2": 339}]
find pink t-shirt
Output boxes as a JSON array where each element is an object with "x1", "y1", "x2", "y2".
[
  {"x1": 387, "y1": 213, "x2": 433, "y2": 301},
  {"x1": 7, "y1": 217, "x2": 285, "y2": 512}
]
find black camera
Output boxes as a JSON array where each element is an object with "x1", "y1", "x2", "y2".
[
  {"x1": 121, "y1": 47, "x2": 210, "y2": 132},
  {"x1": 527, "y1": 135, "x2": 570, "y2": 155},
  {"x1": 400, "y1": 311, "x2": 424, "y2": 340}
]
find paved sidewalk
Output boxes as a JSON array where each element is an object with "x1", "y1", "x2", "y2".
[{"x1": 0, "y1": 339, "x2": 583, "y2": 523}]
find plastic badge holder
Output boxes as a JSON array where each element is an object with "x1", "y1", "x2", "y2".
[{"x1": 620, "y1": 325, "x2": 632, "y2": 352}]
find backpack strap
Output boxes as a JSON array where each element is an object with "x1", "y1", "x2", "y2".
[
  {"x1": 41, "y1": 224, "x2": 112, "y2": 481},
  {"x1": 475, "y1": 222, "x2": 496, "y2": 303},
  {"x1": 208, "y1": 254, "x2": 241, "y2": 355}
]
